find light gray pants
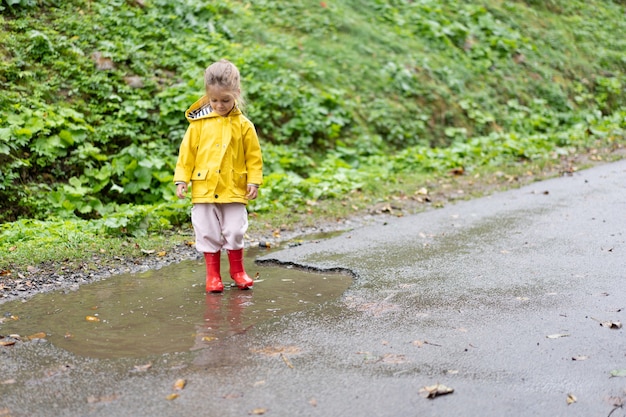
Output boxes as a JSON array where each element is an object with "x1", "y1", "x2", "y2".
[{"x1": 191, "y1": 203, "x2": 248, "y2": 253}]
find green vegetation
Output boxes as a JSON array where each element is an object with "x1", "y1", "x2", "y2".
[{"x1": 1, "y1": 0, "x2": 624, "y2": 271}]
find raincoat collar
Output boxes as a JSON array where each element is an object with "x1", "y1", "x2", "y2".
[{"x1": 185, "y1": 95, "x2": 241, "y2": 121}]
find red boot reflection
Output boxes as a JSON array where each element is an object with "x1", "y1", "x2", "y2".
[{"x1": 193, "y1": 291, "x2": 254, "y2": 350}]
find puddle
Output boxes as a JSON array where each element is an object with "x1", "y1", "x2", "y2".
[{"x1": 0, "y1": 248, "x2": 352, "y2": 359}]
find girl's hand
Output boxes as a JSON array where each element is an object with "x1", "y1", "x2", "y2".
[
  {"x1": 246, "y1": 184, "x2": 259, "y2": 200},
  {"x1": 176, "y1": 183, "x2": 188, "y2": 199}
]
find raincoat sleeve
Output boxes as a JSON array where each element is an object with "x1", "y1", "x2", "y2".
[
  {"x1": 173, "y1": 124, "x2": 198, "y2": 184},
  {"x1": 242, "y1": 120, "x2": 263, "y2": 186}
]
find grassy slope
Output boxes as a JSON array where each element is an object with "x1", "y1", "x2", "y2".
[{"x1": 0, "y1": 0, "x2": 625, "y2": 274}]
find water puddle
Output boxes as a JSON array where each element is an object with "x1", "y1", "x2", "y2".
[{"x1": 0, "y1": 248, "x2": 352, "y2": 359}]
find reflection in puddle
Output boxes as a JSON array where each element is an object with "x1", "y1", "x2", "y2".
[{"x1": 0, "y1": 249, "x2": 352, "y2": 359}]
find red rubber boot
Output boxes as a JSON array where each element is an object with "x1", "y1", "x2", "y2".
[
  {"x1": 227, "y1": 249, "x2": 254, "y2": 290},
  {"x1": 204, "y1": 252, "x2": 224, "y2": 293}
]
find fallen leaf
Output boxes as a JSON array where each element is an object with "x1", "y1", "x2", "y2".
[
  {"x1": 173, "y1": 378, "x2": 186, "y2": 390},
  {"x1": 610, "y1": 369, "x2": 626, "y2": 378},
  {"x1": 280, "y1": 353, "x2": 294, "y2": 369},
  {"x1": 449, "y1": 167, "x2": 465, "y2": 176},
  {"x1": 202, "y1": 336, "x2": 218, "y2": 342},
  {"x1": 87, "y1": 394, "x2": 119, "y2": 404},
  {"x1": 419, "y1": 383, "x2": 454, "y2": 399},
  {"x1": 28, "y1": 332, "x2": 47, "y2": 340},
  {"x1": 0, "y1": 340, "x2": 16, "y2": 347},
  {"x1": 165, "y1": 393, "x2": 179, "y2": 401},
  {"x1": 546, "y1": 333, "x2": 569, "y2": 339},
  {"x1": 380, "y1": 354, "x2": 408, "y2": 364},
  {"x1": 600, "y1": 321, "x2": 622, "y2": 329},
  {"x1": 157, "y1": 251, "x2": 167, "y2": 257},
  {"x1": 132, "y1": 363, "x2": 152, "y2": 373},
  {"x1": 250, "y1": 345, "x2": 301, "y2": 356},
  {"x1": 85, "y1": 315, "x2": 100, "y2": 322},
  {"x1": 356, "y1": 351, "x2": 378, "y2": 362},
  {"x1": 567, "y1": 393, "x2": 577, "y2": 405},
  {"x1": 249, "y1": 408, "x2": 267, "y2": 415}
]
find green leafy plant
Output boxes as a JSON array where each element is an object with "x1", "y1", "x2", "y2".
[{"x1": 0, "y1": 0, "x2": 624, "y2": 240}]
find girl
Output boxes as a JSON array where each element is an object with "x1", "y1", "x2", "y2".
[{"x1": 174, "y1": 59, "x2": 263, "y2": 293}]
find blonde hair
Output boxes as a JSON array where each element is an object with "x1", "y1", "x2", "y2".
[{"x1": 204, "y1": 59, "x2": 246, "y2": 110}]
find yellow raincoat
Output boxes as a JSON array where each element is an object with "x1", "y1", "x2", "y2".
[{"x1": 173, "y1": 96, "x2": 263, "y2": 204}]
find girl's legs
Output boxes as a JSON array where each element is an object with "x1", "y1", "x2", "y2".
[
  {"x1": 192, "y1": 203, "x2": 253, "y2": 290},
  {"x1": 191, "y1": 204, "x2": 225, "y2": 253},
  {"x1": 192, "y1": 204, "x2": 225, "y2": 292},
  {"x1": 219, "y1": 204, "x2": 254, "y2": 289}
]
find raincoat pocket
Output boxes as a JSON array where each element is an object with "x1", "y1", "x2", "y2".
[
  {"x1": 233, "y1": 170, "x2": 248, "y2": 197},
  {"x1": 191, "y1": 169, "x2": 210, "y2": 195},
  {"x1": 191, "y1": 169, "x2": 208, "y2": 181}
]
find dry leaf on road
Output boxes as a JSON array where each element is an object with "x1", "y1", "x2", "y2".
[
  {"x1": 419, "y1": 383, "x2": 454, "y2": 399},
  {"x1": 599, "y1": 320, "x2": 622, "y2": 329},
  {"x1": 173, "y1": 379, "x2": 186, "y2": 390},
  {"x1": 546, "y1": 333, "x2": 569, "y2": 339}
]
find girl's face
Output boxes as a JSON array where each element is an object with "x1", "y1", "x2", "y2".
[{"x1": 208, "y1": 86, "x2": 237, "y2": 117}]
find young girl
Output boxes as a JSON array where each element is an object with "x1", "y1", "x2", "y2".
[{"x1": 174, "y1": 59, "x2": 263, "y2": 293}]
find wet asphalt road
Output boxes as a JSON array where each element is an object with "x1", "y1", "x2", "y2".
[{"x1": 1, "y1": 159, "x2": 625, "y2": 417}]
